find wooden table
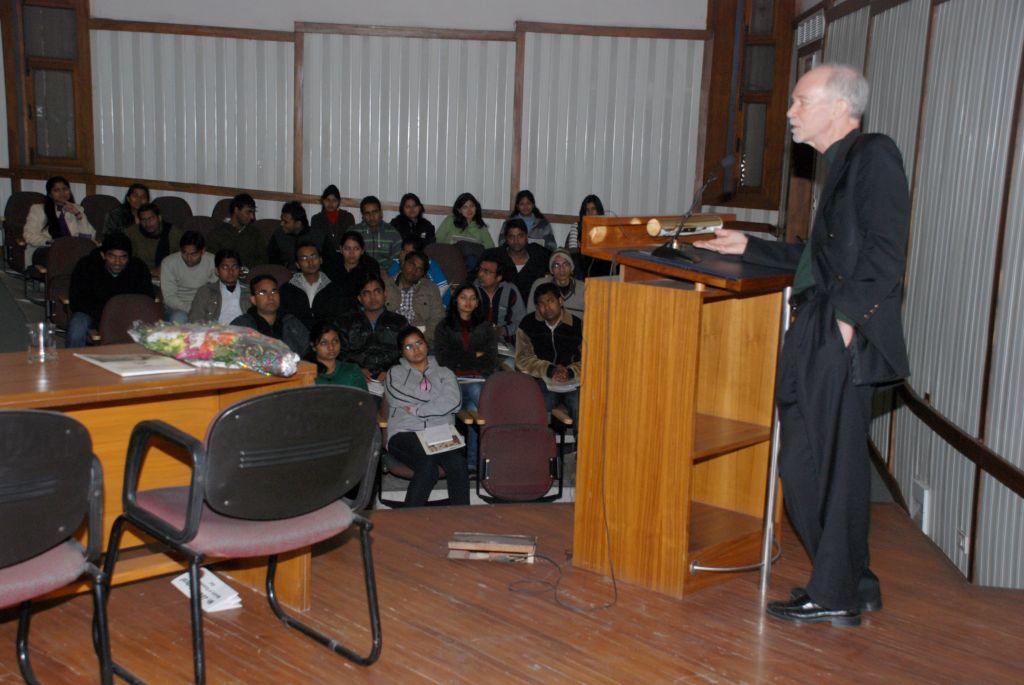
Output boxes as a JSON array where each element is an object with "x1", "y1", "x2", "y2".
[{"x1": 0, "y1": 343, "x2": 317, "y2": 610}]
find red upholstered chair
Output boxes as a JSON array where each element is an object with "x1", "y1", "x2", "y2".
[
  {"x1": 424, "y1": 242, "x2": 467, "y2": 288},
  {"x1": 2, "y1": 191, "x2": 44, "y2": 272},
  {"x1": 102, "y1": 386, "x2": 382, "y2": 684},
  {"x1": 248, "y1": 262, "x2": 294, "y2": 287},
  {"x1": 81, "y1": 194, "x2": 120, "y2": 234},
  {"x1": 153, "y1": 196, "x2": 194, "y2": 228},
  {"x1": 181, "y1": 215, "x2": 218, "y2": 241},
  {"x1": 95, "y1": 293, "x2": 163, "y2": 345},
  {"x1": 45, "y1": 236, "x2": 97, "y2": 327},
  {"x1": 210, "y1": 198, "x2": 232, "y2": 223},
  {"x1": 0, "y1": 411, "x2": 113, "y2": 685},
  {"x1": 473, "y1": 371, "x2": 565, "y2": 502}
]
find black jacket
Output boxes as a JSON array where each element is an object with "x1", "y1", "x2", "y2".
[
  {"x1": 507, "y1": 243, "x2": 551, "y2": 304},
  {"x1": 230, "y1": 308, "x2": 310, "y2": 357},
  {"x1": 433, "y1": 319, "x2": 499, "y2": 377},
  {"x1": 337, "y1": 310, "x2": 409, "y2": 376},
  {"x1": 515, "y1": 309, "x2": 583, "y2": 380},
  {"x1": 267, "y1": 225, "x2": 328, "y2": 268},
  {"x1": 311, "y1": 210, "x2": 356, "y2": 250},
  {"x1": 390, "y1": 215, "x2": 436, "y2": 245},
  {"x1": 744, "y1": 131, "x2": 910, "y2": 385},
  {"x1": 69, "y1": 249, "x2": 155, "y2": 321}
]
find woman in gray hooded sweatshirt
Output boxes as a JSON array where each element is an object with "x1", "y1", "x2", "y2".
[{"x1": 384, "y1": 327, "x2": 470, "y2": 506}]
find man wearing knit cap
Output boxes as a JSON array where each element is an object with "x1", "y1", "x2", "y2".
[{"x1": 526, "y1": 248, "x2": 585, "y2": 321}]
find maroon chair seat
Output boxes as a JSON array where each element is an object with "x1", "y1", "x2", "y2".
[
  {"x1": 81, "y1": 194, "x2": 120, "y2": 234},
  {"x1": 153, "y1": 195, "x2": 194, "y2": 228},
  {"x1": 0, "y1": 540, "x2": 89, "y2": 609},
  {"x1": 210, "y1": 198, "x2": 232, "y2": 223},
  {"x1": 2, "y1": 191, "x2": 44, "y2": 271},
  {"x1": 248, "y1": 262, "x2": 294, "y2": 286},
  {"x1": 97, "y1": 293, "x2": 162, "y2": 344},
  {"x1": 44, "y1": 236, "x2": 96, "y2": 326},
  {"x1": 136, "y1": 488, "x2": 353, "y2": 558},
  {"x1": 424, "y1": 243, "x2": 467, "y2": 287},
  {"x1": 182, "y1": 215, "x2": 218, "y2": 240},
  {"x1": 103, "y1": 386, "x2": 382, "y2": 683}
]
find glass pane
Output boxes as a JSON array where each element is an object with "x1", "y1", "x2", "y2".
[
  {"x1": 33, "y1": 70, "x2": 76, "y2": 158},
  {"x1": 740, "y1": 103, "x2": 767, "y2": 188},
  {"x1": 750, "y1": 0, "x2": 775, "y2": 35},
  {"x1": 743, "y1": 45, "x2": 775, "y2": 92},
  {"x1": 23, "y1": 6, "x2": 77, "y2": 59}
]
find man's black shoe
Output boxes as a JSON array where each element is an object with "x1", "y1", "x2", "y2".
[
  {"x1": 789, "y1": 586, "x2": 882, "y2": 612},
  {"x1": 767, "y1": 595, "x2": 861, "y2": 627}
]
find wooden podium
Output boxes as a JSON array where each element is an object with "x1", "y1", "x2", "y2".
[{"x1": 572, "y1": 215, "x2": 792, "y2": 598}]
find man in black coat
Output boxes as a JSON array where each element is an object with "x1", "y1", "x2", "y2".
[
  {"x1": 697, "y1": 64, "x2": 910, "y2": 626},
  {"x1": 67, "y1": 233, "x2": 155, "y2": 348}
]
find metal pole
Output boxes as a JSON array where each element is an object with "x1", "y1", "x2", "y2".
[{"x1": 759, "y1": 285, "x2": 792, "y2": 601}]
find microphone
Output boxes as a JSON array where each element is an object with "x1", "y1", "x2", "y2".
[{"x1": 651, "y1": 156, "x2": 735, "y2": 264}]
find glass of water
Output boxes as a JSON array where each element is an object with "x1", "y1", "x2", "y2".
[{"x1": 26, "y1": 322, "x2": 58, "y2": 363}]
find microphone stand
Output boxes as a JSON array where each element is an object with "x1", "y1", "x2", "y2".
[{"x1": 650, "y1": 172, "x2": 719, "y2": 264}]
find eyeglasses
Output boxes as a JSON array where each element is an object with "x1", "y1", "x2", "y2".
[
  {"x1": 296, "y1": 254, "x2": 320, "y2": 262},
  {"x1": 403, "y1": 340, "x2": 426, "y2": 350},
  {"x1": 254, "y1": 288, "x2": 280, "y2": 297}
]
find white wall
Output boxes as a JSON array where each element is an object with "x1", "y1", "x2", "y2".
[{"x1": 90, "y1": 0, "x2": 707, "y2": 32}]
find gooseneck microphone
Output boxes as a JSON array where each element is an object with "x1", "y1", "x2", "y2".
[{"x1": 651, "y1": 155, "x2": 735, "y2": 264}]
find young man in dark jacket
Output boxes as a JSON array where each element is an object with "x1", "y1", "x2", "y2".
[
  {"x1": 230, "y1": 273, "x2": 309, "y2": 356},
  {"x1": 67, "y1": 233, "x2": 155, "y2": 348},
  {"x1": 515, "y1": 281, "x2": 583, "y2": 423},
  {"x1": 337, "y1": 274, "x2": 408, "y2": 383}
]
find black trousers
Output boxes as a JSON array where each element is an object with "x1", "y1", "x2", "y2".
[
  {"x1": 387, "y1": 432, "x2": 470, "y2": 507},
  {"x1": 776, "y1": 294, "x2": 878, "y2": 611}
]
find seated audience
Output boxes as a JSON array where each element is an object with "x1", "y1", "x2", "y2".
[
  {"x1": 390, "y1": 192, "x2": 436, "y2": 245},
  {"x1": 509, "y1": 189, "x2": 556, "y2": 251},
  {"x1": 128, "y1": 202, "x2": 184, "y2": 272},
  {"x1": 337, "y1": 275, "x2": 408, "y2": 383},
  {"x1": 384, "y1": 326, "x2": 470, "y2": 507},
  {"x1": 565, "y1": 194, "x2": 611, "y2": 278},
  {"x1": 24, "y1": 175, "x2": 95, "y2": 268},
  {"x1": 387, "y1": 236, "x2": 450, "y2": 306},
  {"x1": 100, "y1": 183, "x2": 150, "y2": 240},
  {"x1": 515, "y1": 282, "x2": 583, "y2": 423},
  {"x1": 311, "y1": 184, "x2": 356, "y2": 250},
  {"x1": 433, "y1": 284, "x2": 499, "y2": 471},
  {"x1": 474, "y1": 250, "x2": 525, "y2": 345},
  {"x1": 280, "y1": 242, "x2": 331, "y2": 331},
  {"x1": 501, "y1": 218, "x2": 550, "y2": 301},
  {"x1": 435, "y1": 192, "x2": 495, "y2": 256},
  {"x1": 315, "y1": 230, "x2": 381, "y2": 322},
  {"x1": 159, "y1": 231, "x2": 216, "y2": 324},
  {"x1": 231, "y1": 274, "x2": 309, "y2": 355},
  {"x1": 306, "y1": 320, "x2": 367, "y2": 390},
  {"x1": 385, "y1": 250, "x2": 445, "y2": 345},
  {"x1": 268, "y1": 201, "x2": 327, "y2": 267},
  {"x1": 354, "y1": 195, "x2": 402, "y2": 264},
  {"x1": 527, "y1": 248, "x2": 585, "y2": 320},
  {"x1": 67, "y1": 234, "x2": 153, "y2": 348},
  {"x1": 206, "y1": 193, "x2": 266, "y2": 268},
  {"x1": 189, "y1": 249, "x2": 249, "y2": 325}
]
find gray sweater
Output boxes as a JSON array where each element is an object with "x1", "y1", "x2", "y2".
[{"x1": 383, "y1": 356, "x2": 461, "y2": 441}]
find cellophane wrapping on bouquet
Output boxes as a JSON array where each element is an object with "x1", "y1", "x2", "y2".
[{"x1": 129, "y1": 322, "x2": 300, "y2": 377}]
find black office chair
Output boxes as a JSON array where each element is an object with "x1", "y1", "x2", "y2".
[
  {"x1": 0, "y1": 410, "x2": 112, "y2": 685},
  {"x1": 102, "y1": 385, "x2": 382, "y2": 684}
]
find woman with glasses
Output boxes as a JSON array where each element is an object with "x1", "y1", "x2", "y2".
[
  {"x1": 306, "y1": 320, "x2": 367, "y2": 389},
  {"x1": 383, "y1": 327, "x2": 470, "y2": 507},
  {"x1": 526, "y1": 248, "x2": 586, "y2": 320}
]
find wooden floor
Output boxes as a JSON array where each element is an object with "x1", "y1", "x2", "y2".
[{"x1": 2, "y1": 503, "x2": 1022, "y2": 684}]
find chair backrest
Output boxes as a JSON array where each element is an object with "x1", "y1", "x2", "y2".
[
  {"x1": 181, "y1": 215, "x2": 218, "y2": 240},
  {"x1": 249, "y1": 263, "x2": 293, "y2": 287},
  {"x1": 45, "y1": 236, "x2": 97, "y2": 285},
  {"x1": 476, "y1": 372, "x2": 556, "y2": 501},
  {"x1": 424, "y1": 242, "x2": 468, "y2": 287},
  {"x1": 81, "y1": 194, "x2": 121, "y2": 232},
  {"x1": 211, "y1": 198, "x2": 233, "y2": 223},
  {"x1": 98, "y1": 294, "x2": 162, "y2": 344},
  {"x1": 153, "y1": 196, "x2": 194, "y2": 228},
  {"x1": 0, "y1": 411, "x2": 95, "y2": 568},
  {"x1": 2, "y1": 191, "x2": 45, "y2": 237},
  {"x1": 252, "y1": 218, "x2": 280, "y2": 245},
  {"x1": 203, "y1": 386, "x2": 380, "y2": 519}
]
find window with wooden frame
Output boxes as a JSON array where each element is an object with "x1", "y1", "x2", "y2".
[
  {"x1": 701, "y1": 0, "x2": 794, "y2": 211},
  {"x1": 1, "y1": 0, "x2": 93, "y2": 171}
]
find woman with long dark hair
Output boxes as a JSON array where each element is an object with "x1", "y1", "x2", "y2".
[
  {"x1": 316, "y1": 230, "x2": 383, "y2": 322},
  {"x1": 384, "y1": 326, "x2": 470, "y2": 507},
  {"x1": 508, "y1": 189, "x2": 555, "y2": 251},
  {"x1": 435, "y1": 192, "x2": 494, "y2": 250},
  {"x1": 305, "y1": 320, "x2": 368, "y2": 389},
  {"x1": 310, "y1": 184, "x2": 356, "y2": 250},
  {"x1": 565, "y1": 194, "x2": 611, "y2": 278},
  {"x1": 101, "y1": 183, "x2": 150, "y2": 240},
  {"x1": 433, "y1": 284, "x2": 499, "y2": 471},
  {"x1": 23, "y1": 176, "x2": 95, "y2": 267},
  {"x1": 390, "y1": 192, "x2": 435, "y2": 245}
]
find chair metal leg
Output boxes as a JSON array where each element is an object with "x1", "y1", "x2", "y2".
[
  {"x1": 265, "y1": 515, "x2": 382, "y2": 666},
  {"x1": 187, "y1": 557, "x2": 206, "y2": 685},
  {"x1": 100, "y1": 516, "x2": 147, "y2": 685},
  {"x1": 90, "y1": 568, "x2": 115, "y2": 685},
  {"x1": 16, "y1": 601, "x2": 41, "y2": 685}
]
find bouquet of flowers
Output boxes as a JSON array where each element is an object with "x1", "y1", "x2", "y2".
[{"x1": 129, "y1": 322, "x2": 300, "y2": 377}]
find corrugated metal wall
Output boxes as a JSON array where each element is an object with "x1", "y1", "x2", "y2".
[
  {"x1": 91, "y1": 30, "x2": 294, "y2": 191},
  {"x1": 862, "y1": 0, "x2": 930, "y2": 462},
  {"x1": 519, "y1": 32, "x2": 703, "y2": 217},
  {"x1": 976, "y1": 87, "x2": 1024, "y2": 588},
  {"x1": 894, "y1": 0, "x2": 1024, "y2": 573},
  {"x1": 301, "y1": 33, "x2": 514, "y2": 211},
  {"x1": 823, "y1": 7, "x2": 870, "y2": 71}
]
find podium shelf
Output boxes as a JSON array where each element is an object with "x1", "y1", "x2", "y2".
[
  {"x1": 687, "y1": 502, "x2": 762, "y2": 556},
  {"x1": 693, "y1": 414, "x2": 771, "y2": 463}
]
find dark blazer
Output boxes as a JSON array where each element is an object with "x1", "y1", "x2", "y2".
[
  {"x1": 433, "y1": 319, "x2": 499, "y2": 377},
  {"x1": 744, "y1": 131, "x2": 911, "y2": 385}
]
